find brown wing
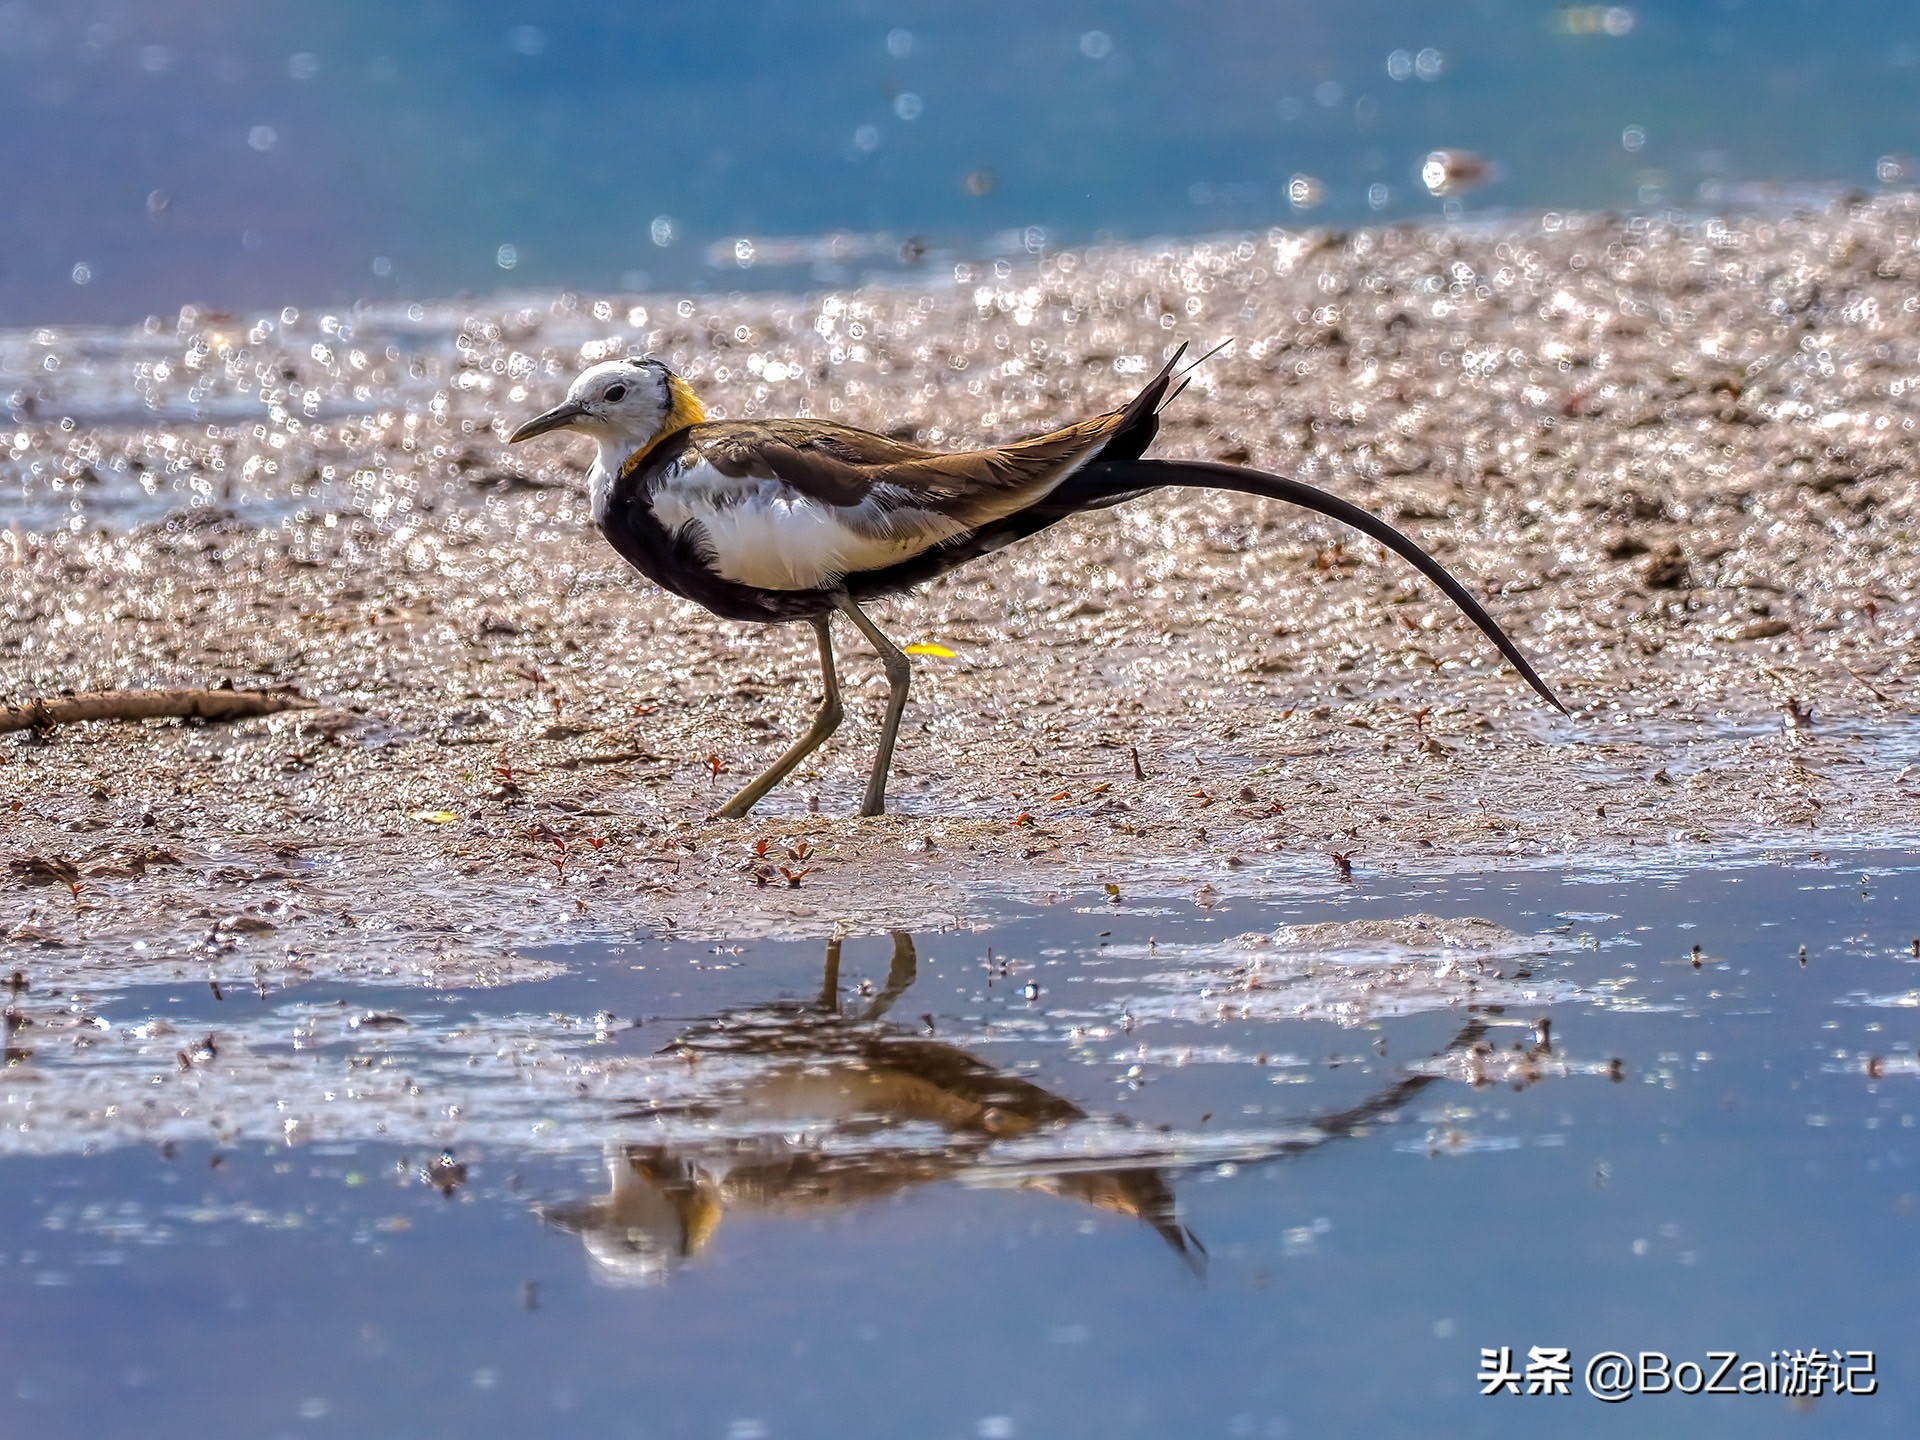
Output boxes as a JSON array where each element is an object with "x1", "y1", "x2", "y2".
[
  {"x1": 677, "y1": 341, "x2": 1191, "y2": 528},
  {"x1": 687, "y1": 420, "x2": 932, "y2": 507},
  {"x1": 683, "y1": 412, "x2": 1130, "y2": 529}
]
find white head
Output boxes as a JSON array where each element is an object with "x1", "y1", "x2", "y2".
[
  {"x1": 506, "y1": 356, "x2": 706, "y2": 467},
  {"x1": 539, "y1": 1147, "x2": 723, "y2": 1288}
]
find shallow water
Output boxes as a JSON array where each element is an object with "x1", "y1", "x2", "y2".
[
  {"x1": 4, "y1": 848, "x2": 1917, "y2": 1436},
  {"x1": 5, "y1": 1, "x2": 1920, "y2": 324}
]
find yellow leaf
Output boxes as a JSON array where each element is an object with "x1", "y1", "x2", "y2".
[
  {"x1": 411, "y1": 810, "x2": 460, "y2": 825},
  {"x1": 904, "y1": 642, "x2": 958, "y2": 658}
]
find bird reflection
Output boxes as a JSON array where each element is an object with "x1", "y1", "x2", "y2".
[{"x1": 540, "y1": 932, "x2": 1490, "y2": 1285}]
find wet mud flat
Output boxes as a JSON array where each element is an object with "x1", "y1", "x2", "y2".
[{"x1": 3, "y1": 199, "x2": 1919, "y2": 980}]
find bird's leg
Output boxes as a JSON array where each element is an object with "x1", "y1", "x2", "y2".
[
  {"x1": 708, "y1": 615, "x2": 842, "y2": 820},
  {"x1": 834, "y1": 595, "x2": 912, "y2": 817},
  {"x1": 815, "y1": 936, "x2": 843, "y2": 1013},
  {"x1": 855, "y1": 931, "x2": 919, "y2": 1022}
]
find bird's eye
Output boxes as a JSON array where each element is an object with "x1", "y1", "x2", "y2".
[{"x1": 603, "y1": 384, "x2": 627, "y2": 403}]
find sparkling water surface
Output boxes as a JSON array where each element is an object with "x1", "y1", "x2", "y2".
[
  {"x1": 5, "y1": 1, "x2": 1920, "y2": 323},
  {"x1": 4, "y1": 849, "x2": 1917, "y2": 1436}
]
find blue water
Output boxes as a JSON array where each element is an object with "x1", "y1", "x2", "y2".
[
  {"x1": 4, "y1": 1, "x2": 1919, "y2": 324},
  {"x1": 4, "y1": 849, "x2": 1918, "y2": 1436}
]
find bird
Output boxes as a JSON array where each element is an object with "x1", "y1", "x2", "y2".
[{"x1": 507, "y1": 344, "x2": 1564, "y2": 818}]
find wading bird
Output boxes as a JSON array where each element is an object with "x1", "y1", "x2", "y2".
[{"x1": 508, "y1": 346, "x2": 1563, "y2": 818}]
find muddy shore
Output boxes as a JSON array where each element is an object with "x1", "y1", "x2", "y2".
[{"x1": 3, "y1": 200, "x2": 1917, "y2": 981}]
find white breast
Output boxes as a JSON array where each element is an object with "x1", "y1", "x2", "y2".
[
  {"x1": 587, "y1": 458, "x2": 617, "y2": 526},
  {"x1": 649, "y1": 461, "x2": 964, "y2": 591}
]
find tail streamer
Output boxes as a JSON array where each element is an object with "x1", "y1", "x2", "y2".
[{"x1": 853, "y1": 458, "x2": 1565, "y2": 713}]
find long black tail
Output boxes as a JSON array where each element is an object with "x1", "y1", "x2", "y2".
[
  {"x1": 849, "y1": 458, "x2": 1566, "y2": 713},
  {"x1": 1089, "y1": 460, "x2": 1564, "y2": 711}
]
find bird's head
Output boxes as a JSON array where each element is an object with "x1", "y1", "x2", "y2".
[
  {"x1": 539, "y1": 1146, "x2": 723, "y2": 1287},
  {"x1": 506, "y1": 356, "x2": 706, "y2": 458}
]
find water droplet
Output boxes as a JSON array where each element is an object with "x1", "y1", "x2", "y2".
[
  {"x1": 1414, "y1": 47, "x2": 1445, "y2": 80},
  {"x1": 885, "y1": 28, "x2": 914, "y2": 59},
  {"x1": 1368, "y1": 182, "x2": 1391, "y2": 210},
  {"x1": 70, "y1": 263, "x2": 92, "y2": 286},
  {"x1": 1386, "y1": 49, "x2": 1413, "y2": 81},
  {"x1": 1079, "y1": 30, "x2": 1113, "y2": 60},
  {"x1": 893, "y1": 92, "x2": 922, "y2": 121},
  {"x1": 853, "y1": 124, "x2": 880, "y2": 153},
  {"x1": 371, "y1": 256, "x2": 393, "y2": 278},
  {"x1": 1287, "y1": 174, "x2": 1324, "y2": 210},
  {"x1": 1314, "y1": 80, "x2": 1344, "y2": 107},
  {"x1": 1621, "y1": 124, "x2": 1647, "y2": 153},
  {"x1": 650, "y1": 215, "x2": 676, "y2": 248},
  {"x1": 496, "y1": 244, "x2": 518, "y2": 269},
  {"x1": 247, "y1": 125, "x2": 278, "y2": 153},
  {"x1": 287, "y1": 52, "x2": 321, "y2": 81}
]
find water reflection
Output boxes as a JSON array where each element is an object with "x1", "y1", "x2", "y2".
[
  {"x1": 541, "y1": 932, "x2": 1510, "y2": 1285},
  {"x1": 3, "y1": 1002, "x2": 33, "y2": 1067}
]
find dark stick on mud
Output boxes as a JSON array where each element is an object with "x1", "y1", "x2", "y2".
[{"x1": 0, "y1": 688, "x2": 314, "y2": 734}]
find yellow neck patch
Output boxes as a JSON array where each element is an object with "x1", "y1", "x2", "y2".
[
  {"x1": 619, "y1": 372, "x2": 708, "y2": 478},
  {"x1": 679, "y1": 1184, "x2": 723, "y2": 1256}
]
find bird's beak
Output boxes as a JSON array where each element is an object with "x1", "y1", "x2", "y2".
[{"x1": 507, "y1": 399, "x2": 589, "y2": 443}]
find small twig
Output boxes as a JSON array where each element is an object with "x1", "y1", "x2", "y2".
[
  {"x1": 0, "y1": 688, "x2": 314, "y2": 734},
  {"x1": 553, "y1": 750, "x2": 664, "y2": 770}
]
